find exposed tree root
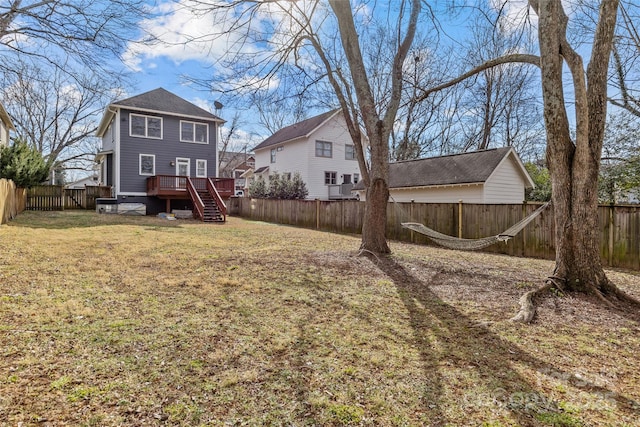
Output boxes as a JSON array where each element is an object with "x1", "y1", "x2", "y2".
[
  {"x1": 594, "y1": 288, "x2": 616, "y2": 308},
  {"x1": 356, "y1": 248, "x2": 381, "y2": 263},
  {"x1": 510, "y1": 276, "x2": 564, "y2": 323},
  {"x1": 512, "y1": 275, "x2": 640, "y2": 324}
]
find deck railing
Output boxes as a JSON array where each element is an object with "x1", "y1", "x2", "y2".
[
  {"x1": 208, "y1": 178, "x2": 227, "y2": 220},
  {"x1": 147, "y1": 176, "x2": 235, "y2": 198},
  {"x1": 186, "y1": 178, "x2": 205, "y2": 220},
  {"x1": 328, "y1": 183, "x2": 356, "y2": 200}
]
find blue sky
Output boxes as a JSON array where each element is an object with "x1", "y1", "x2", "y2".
[{"x1": 120, "y1": 0, "x2": 536, "y2": 149}]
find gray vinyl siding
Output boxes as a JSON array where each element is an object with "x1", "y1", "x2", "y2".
[
  {"x1": 118, "y1": 108, "x2": 218, "y2": 193},
  {"x1": 102, "y1": 121, "x2": 115, "y2": 151}
]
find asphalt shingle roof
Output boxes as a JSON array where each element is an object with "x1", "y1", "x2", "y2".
[
  {"x1": 253, "y1": 109, "x2": 340, "y2": 151},
  {"x1": 354, "y1": 147, "x2": 516, "y2": 190},
  {"x1": 113, "y1": 88, "x2": 222, "y2": 121}
]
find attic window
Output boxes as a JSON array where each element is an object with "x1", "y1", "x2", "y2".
[
  {"x1": 130, "y1": 114, "x2": 162, "y2": 139},
  {"x1": 180, "y1": 121, "x2": 208, "y2": 144}
]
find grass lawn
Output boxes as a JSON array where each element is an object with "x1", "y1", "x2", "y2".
[{"x1": 1, "y1": 210, "x2": 639, "y2": 426}]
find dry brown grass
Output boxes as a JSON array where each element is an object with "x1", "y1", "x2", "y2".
[{"x1": 0, "y1": 210, "x2": 639, "y2": 426}]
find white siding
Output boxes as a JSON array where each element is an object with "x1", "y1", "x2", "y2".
[
  {"x1": 483, "y1": 154, "x2": 526, "y2": 203},
  {"x1": 253, "y1": 114, "x2": 362, "y2": 200},
  {"x1": 357, "y1": 184, "x2": 485, "y2": 203},
  {"x1": 0, "y1": 122, "x2": 9, "y2": 147},
  {"x1": 304, "y1": 115, "x2": 360, "y2": 199}
]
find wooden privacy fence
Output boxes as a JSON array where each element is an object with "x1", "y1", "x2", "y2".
[
  {"x1": 0, "y1": 179, "x2": 26, "y2": 224},
  {"x1": 26, "y1": 185, "x2": 112, "y2": 211},
  {"x1": 228, "y1": 198, "x2": 640, "y2": 271}
]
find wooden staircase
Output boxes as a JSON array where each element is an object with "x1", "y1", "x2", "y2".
[
  {"x1": 197, "y1": 188, "x2": 224, "y2": 222},
  {"x1": 186, "y1": 177, "x2": 227, "y2": 223}
]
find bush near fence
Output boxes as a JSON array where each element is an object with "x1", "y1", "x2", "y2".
[
  {"x1": 228, "y1": 197, "x2": 640, "y2": 271},
  {"x1": 0, "y1": 179, "x2": 26, "y2": 225}
]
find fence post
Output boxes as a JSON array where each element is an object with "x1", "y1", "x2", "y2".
[
  {"x1": 316, "y1": 199, "x2": 320, "y2": 230},
  {"x1": 522, "y1": 201, "x2": 528, "y2": 257},
  {"x1": 458, "y1": 199, "x2": 463, "y2": 238},
  {"x1": 410, "y1": 200, "x2": 415, "y2": 243},
  {"x1": 608, "y1": 203, "x2": 615, "y2": 266}
]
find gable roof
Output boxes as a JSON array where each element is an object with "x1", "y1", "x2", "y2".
[
  {"x1": 0, "y1": 102, "x2": 15, "y2": 131},
  {"x1": 354, "y1": 147, "x2": 534, "y2": 190},
  {"x1": 96, "y1": 88, "x2": 223, "y2": 137},
  {"x1": 253, "y1": 109, "x2": 341, "y2": 151}
]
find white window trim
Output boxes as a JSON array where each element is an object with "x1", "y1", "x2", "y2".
[
  {"x1": 180, "y1": 120, "x2": 209, "y2": 144},
  {"x1": 130, "y1": 113, "x2": 163, "y2": 139},
  {"x1": 196, "y1": 159, "x2": 207, "y2": 177},
  {"x1": 176, "y1": 157, "x2": 191, "y2": 176},
  {"x1": 139, "y1": 154, "x2": 155, "y2": 176}
]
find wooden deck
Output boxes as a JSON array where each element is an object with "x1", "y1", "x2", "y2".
[{"x1": 146, "y1": 176, "x2": 235, "y2": 199}]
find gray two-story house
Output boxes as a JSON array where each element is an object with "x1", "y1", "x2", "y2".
[{"x1": 95, "y1": 88, "x2": 234, "y2": 221}]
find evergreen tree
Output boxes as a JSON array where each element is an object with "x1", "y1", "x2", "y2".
[
  {"x1": 524, "y1": 162, "x2": 552, "y2": 202},
  {"x1": 290, "y1": 172, "x2": 309, "y2": 199},
  {"x1": 248, "y1": 177, "x2": 268, "y2": 198},
  {"x1": 0, "y1": 139, "x2": 49, "y2": 188}
]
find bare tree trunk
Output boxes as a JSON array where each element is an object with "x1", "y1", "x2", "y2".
[
  {"x1": 361, "y1": 131, "x2": 390, "y2": 253},
  {"x1": 329, "y1": 0, "x2": 420, "y2": 254},
  {"x1": 512, "y1": 0, "x2": 638, "y2": 321}
]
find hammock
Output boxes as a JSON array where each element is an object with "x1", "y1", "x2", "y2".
[{"x1": 401, "y1": 202, "x2": 550, "y2": 251}]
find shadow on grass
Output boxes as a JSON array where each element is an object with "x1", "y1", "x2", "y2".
[
  {"x1": 7, "y1": 210, "x2": 186, "y2": 230},
  {"x1": 374, "y1": 256, "x2": 640, "y2": 426}
]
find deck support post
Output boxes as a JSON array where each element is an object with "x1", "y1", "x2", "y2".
[{"x1": 166, "y1": 199, "x2": 171, "y2": 214}]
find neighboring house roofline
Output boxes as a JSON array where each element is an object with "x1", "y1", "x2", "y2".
[
  {"x1": 486, "y1": 147, "x2": 536, "y2": 189},
  {"x1": 353, "y1": 147, "x2": 533, "y2": 190},
  {"x1": 387, "y1": 182, "x2": 485, "y2": 192},
  {"x1": 252, "y1": 108, "x2": 342, "y2": 151},
  {"x1": 240, "y1": 168, "x2": 254, "y2": 179},
  {"x1": 0, "y1": 102, "x2": 16, "y2": 131}
]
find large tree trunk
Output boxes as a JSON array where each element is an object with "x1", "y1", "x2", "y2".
[
  {"x1": 361, "y1": 129, "x2": 390, "y2": 254},
  {"x1": 540, "y1": 0, "x2": 618, "y2": 296},
  {"x1": 329, "y1": 0, "x2": 419, "y2": 255},
  {"x1": 513, "y1": 0, "x2": 636, "y2": 322}
]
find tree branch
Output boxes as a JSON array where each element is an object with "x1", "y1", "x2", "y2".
[{"x1": 414, "y1": 54, "x2": 540, "y2": 103}]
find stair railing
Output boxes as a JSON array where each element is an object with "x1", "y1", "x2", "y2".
[
  {"x1": 186, "y1": 177, "x2": 205, "y2": 220},
  {"x1": 207, "y1": 178, "x2": 227, "y2": 222}
]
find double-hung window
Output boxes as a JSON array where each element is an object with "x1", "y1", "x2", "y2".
[
  {"x1": 316, "y1": 140, "x2": 332, "y2": 158},
  {"x1": 139, "y1": 154, "x2": 155, "y2": 176},
  {"x1": 345, "y1": 144, "x2": 356, "y2": 160},
  {"x1": 324, "y1": 171, "x2": 337, "y2": 185},
  {"x1": 131, "y1": 114, "x2": 162, "y2": 139},
  {"x1": 180, "y1": 121, "x2": 208, "y2": 144},
  {"x1": 196, "y1": 159, "x2": 207, "y2": 177}
]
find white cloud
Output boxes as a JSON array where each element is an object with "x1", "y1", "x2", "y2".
[{"x1": 123, "y1": 0, "x2": 268, "y2": 72}]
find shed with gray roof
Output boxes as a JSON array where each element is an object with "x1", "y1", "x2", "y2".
[{"x1": 353, "y1": 147, "x2": 534, "y2": 203}]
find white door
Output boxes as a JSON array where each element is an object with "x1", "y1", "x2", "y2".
[{"x1": 176, "y1": 158, "x2": 190, "y2": 190}]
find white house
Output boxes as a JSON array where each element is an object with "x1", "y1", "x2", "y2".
[
  {"x1": 353, "y1": 147, "x2": 535, "y2": 203},
  {"x1": 0, "y1": 102, "x2": 15, "y2": 147},
  {"x1": 248, "y1": 109, "x2": 364, "y2": 200},
  {"x1": 65, "y1": 175, "x2": 100, "y2": 189}
]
